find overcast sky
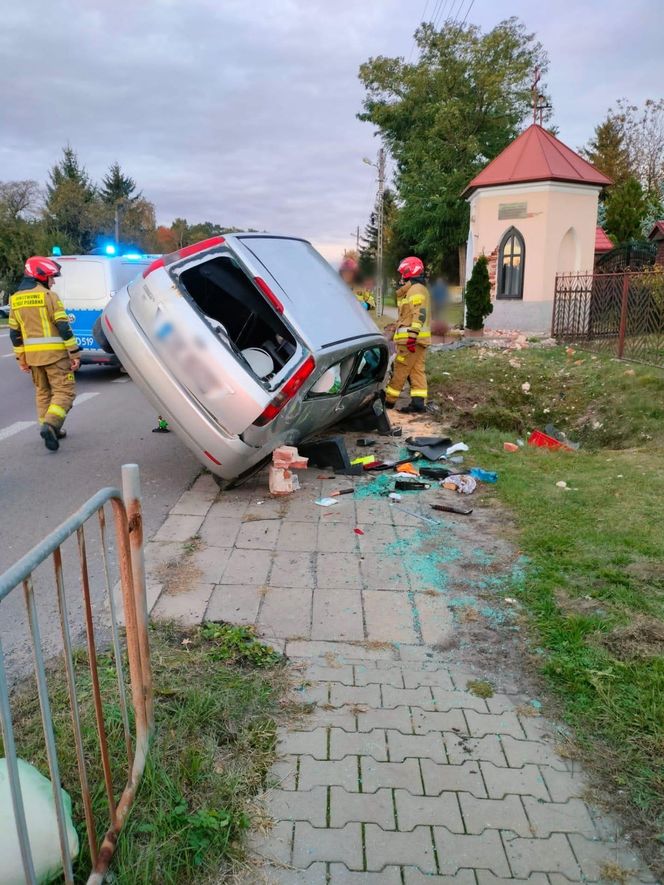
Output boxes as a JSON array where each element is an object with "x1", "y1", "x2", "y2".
[{"x1": 1, "y1": 0, "x2": 661, "y2": 261}]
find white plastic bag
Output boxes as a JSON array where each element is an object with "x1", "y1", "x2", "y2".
[{"x1": 0, "y1": 757, "x2": 79, "y2": 884}]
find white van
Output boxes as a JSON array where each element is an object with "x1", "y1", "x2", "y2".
[{"x1": 54, "y1": 254, "x2": 157, "y2": 365}]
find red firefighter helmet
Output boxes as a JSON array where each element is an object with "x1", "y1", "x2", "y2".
[
  {"x1": 24, "y1": 256, "x2": 61, "y2": 283},
  {"x1": 339, "y1": 257, "x2": 359, "y2": 274},
  {"x1": 397, "y1": 256, "x2": 424, "y2": 279}
]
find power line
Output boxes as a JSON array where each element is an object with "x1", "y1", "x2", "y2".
[
  {"x1": 460, "y1": 0, "x2": 475, "y2": 25},
  {"x1": 408, "y1": 0, "x2": 431, "y2": 61}
]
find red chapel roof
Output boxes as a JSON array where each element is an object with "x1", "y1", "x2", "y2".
[
  {"x1": 595, "y1": 227, "x2": 613, "y2": 252},
  {"x1": 463, "y1": 124, "x2": 612, "y2": 197}
]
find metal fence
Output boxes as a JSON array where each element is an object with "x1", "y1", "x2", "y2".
[
  {"x1": 552, "y1": 269, "x2": 664, "y2": 368},
  {"x1": 0, "y1": 464, "x2": 154, "y2": 885}
]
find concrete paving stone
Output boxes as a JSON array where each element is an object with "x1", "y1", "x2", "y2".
[
  {"x1": 475, "y1": 874, "x2": 549, "y2": 885},
  {"x1": 448, "y1": 667, "x2": 487, "y2": 691},
  {"x1": 277, "y1": 727, "x2": 328, "y2": 759},
  {"x1": 302, "y1": 706, "x2": 358, "y2": 732},
  {"x1": 247, "y1": 819, "x2": 293, "y2": 865},
  {"x1": 501, "y1": 735, "x2": 570, "y2": 772},
  {"x1": 298, "y1": 756, "x2": 359, "y2": 791},
  {"x1": 504, "y1": 833, "x2": 580, "y2": 879},
  {"x1": 271, "y1": 551, "x2": 316, "y2": 588},
  {"x1": 398, "y1": 644, "x2": 440, "y2": 663},
  {"x1": 330, "y1": 727, "x2": 388, "y2": 761},
  {"x1": 403, "y1": 870, "x2": 477, "y2": 884},
  {"x1": 258, "y1": 587, "x2": 313, "y2": 640},
  {"x1": 292, "y1": 821, "x2": 363, "y2": 869},
  {"x1": 356, "y1": 522, "x2": 398, "y2": 552},
  {"x1": 433, "y1": 828, "x2": 510, "y2": 877},
  {"x1": 285, "y1": 498, "x2": 326, "y2": 523},
  {"x1": 363, "y1": 590, "x2": 418, "y2": 643},
  {"x1": 444, "y1": 733, "x2": 507, "y2": 767},
  {"x1": 394, "y1": 790, "x2": 464, "y2": 833},
  {"x1": 190, "y1": 472, "x2": 219, "y2": 496},
  {"x1": 267, "y1": 756, "x2": 299, "y2": 790},
  {"x1": 464, "y1": 710, "x2": 527, "y2": 740},
  {"x1": 153, "y1": 513, "x2": 205, "y2": 542},
  {"x1": 251, "y1": 861, "x2": 327, "y2": 884},
  {"x1": 567, "y1": 834, "x2": 649, "y2": 883},
  {"x1": 206, "y1": 583, "x2": 263, "y2": 625},
  {"x1": 403, "y1": 667, "x2": 454, "y2": 691},
  {"x1": 517, "y1": 716, "x2": 555, "y2": 743},
  {"x1": 170, "y1": 488, "x2": 215, "y2": 517},
  {"x1": 382, "y1": 685, "x2": 436, "y2": 709},
  {"x1": 329, "y1": 683, "x2": 382, "y2": 708},
  {"x1": 361, "y1": 757, "x2": 424, "y2": 793},
  {"x1": 312, "y1": 587, "x2": 365, "y2": 641},
  {"x1": 277, "y1": 520, "x2": 319, "y2": 552},
  {"x1": 458, "y1": 793, "x2": 531, "y2": 837},
  {"x1": 420, "y1": 760, "x2": 486, "y2": 798},
  {"x1": 144, "y1": 539, "x2": 184, "y2": 571},
  {"x1": 357, "y1": 706, "x2": 413, "y2": 734},
  {"x1": 303, "y1": 664, "x2": 355, "y2": 684},
  {"x1": 317, "y1": 552, "x2": 363, "y2": 589},
  {"x1": 294, "y1": 682, "x2": 329, "y2": 705},
  {"x1": 187, "y1": 545, "x2": 233, "y2": 583},
  {"x1": 354, "y1": 664, "x2": 404, "y2": 687},
  {"x1": 539, "y1": 766, "x2": 588, "y2": 803},
  {"x1": 316, "y1": 522, "x2": 359, "y2": 554},
  {"x1": 521, "y1": 795, "x2": 596, "y2": 837},
  {"x1": 319, "y1": 501, "x2": 356, "y2": 523},
  {"x1": 329, "y1": 786, "x2": 396, "y2": 829},
  {"x1": 199, "y1": 514, "x2": 242, "y2": 547},
  {"x1": 356, "y1": 499, "x2": 393, "y2": 525},
  {"x1": 480, "y1": 762, "x2": 549, "y2": 801},
  {"x1": 207, "y1": 495, "x2": 248, "y2": 518},
  {"x1": 220, "y1": 547, "x2": 272, "y2": 584},
  {"x1": 413, "y1": 592, "x2": 455, "y2": 642},
  {"x1": 390, "y1": 507, "x2": 427, "y2": 527},
  {"x1": 151, "y1": 583, "x2": 214, "y2": 626},
  {"x1": 286, "y1": 640, "x2": 396, "y2": 662},
  {"x1": 485, "y1": 693, "x2": 528, "y2": 714},
  {"x1": 387, "y1": 730, "x2": 447, "y2": 763},
  {"x1": 264, "y1": 785, "x2": 328, "y2": 827},
  {"x1": 329, "y1": 863, "x2": 402, "y2": 883},
  {"x1": 431, "y1": 687, "x2": 490, "y2": 713},
  {"x1": 360, "y1": 553, "x2": 411, "y2": 590},
  {"x1": 365, "y1": 823, "x2": 437, "y2": 873},
  {"x1": 410, "y1": 708, "x2": 467, "y2": 735},
  {"x1": 235, "y1": 519, "x2": 281, "y2": 550}
]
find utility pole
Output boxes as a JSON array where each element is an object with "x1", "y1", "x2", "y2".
[
  {"x1": 114, "y1": 202, "x2": 121, "y2": 249},
  {"x1": 375, "y1": 147, "x2": 386, "y2": 317},
  {"x1": 350, "y1": 225, "x2": 360, "y2": 251}
]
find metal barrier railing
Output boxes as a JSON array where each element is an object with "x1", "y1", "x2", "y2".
[{"x1": 0, "y1": 464, "x2": 154, "y2": 884}]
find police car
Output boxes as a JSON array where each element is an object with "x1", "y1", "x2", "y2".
[{"x1": 54, "y1": 250, "x2": 158, "y2": 365}]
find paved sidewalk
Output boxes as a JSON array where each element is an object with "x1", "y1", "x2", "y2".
[{"x1": 146, "y1": 468, "x2": 655, "y2": 884}]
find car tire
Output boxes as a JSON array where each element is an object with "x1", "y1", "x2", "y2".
[{"x1": 92, "y1": 315, "x2": 116, "y2": 354}]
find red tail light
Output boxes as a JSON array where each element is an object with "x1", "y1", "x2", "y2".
[
  {"x1": 203, "y1": 450, "x2": 222, "y2": 465},
  {"x1": 254, "y1": 276, "x2": 284, "y2": 313},
  {"x1": 104, "y1": 314, "x2": 114, "y2": 333},
  {"x1": 253, "y1": 355, "x2": 316, "y2": 426},
  {"x1": 143, "y1": 236, "x2": 226, "y2": 278}
]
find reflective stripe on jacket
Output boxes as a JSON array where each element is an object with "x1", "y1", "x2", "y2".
[
  {"x1": 393, "y1": 281, "x2": 431, "y2": 346},
  {"x1": 9, "y1": 283, "x2": 80, "y2": 366}
]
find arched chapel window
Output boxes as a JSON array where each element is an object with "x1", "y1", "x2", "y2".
[{"x1": 497, "y1": 227, "x2": 525, "y2": 299}]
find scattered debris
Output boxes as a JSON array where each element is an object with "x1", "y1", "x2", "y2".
[
  {"x1": 353, "y1": 528, "x2": 365, "y2": 535},
  {"x1": 446, "y1": 441, "x2": 469, "y2": 456},
  {"x1": 396, "y1": 462, "x2": 420, "y2": 476},
  {"x1": 315, "y1": 497, "x2": 338, "y2": 507},
  {"x1": 351, "y1": 455, "x2": 376, "y2": 466},
  {"x1": 356, "y1": 437, "x2": 377, "y2": 447},
  {"x1": 299, "y1": 436, "x2": 351, "y2": 472},
  {"x1": 556, "y1": 480, "x2": 568, "y2": 489},
  {"x1": 152, "y1": 415, "x2": 171, "y2": 433},
  {"x1": 469, "y1": 468, "x2": 498, "y2": 483},
  {"x1": 394, "y1": 478, "x2": 431, "y2": 491},
  {"x1": 329, "y1": 488, "x2": 354, "y2": 497},
  {"x1": 431, "y1": 503, "x2": 473, "y2": 516},
  {"x1": 388, "y1": 492, "x2": 402, "y2": 502},
  {"x1": 528, "y1": 429, "x2": 577, "y2": 452},
  {"x1": 503, "y1": 442, "x2": 520, "y2": 452},
  {"x1": 521, "y1": 381, "x2": 531, "y2": 394},
  {"x1": 269, "y1": 445, "x2": 309, "y2": 495},
  {"x1": 443, "y1": 474, "x2": 477, "y2": 495}
]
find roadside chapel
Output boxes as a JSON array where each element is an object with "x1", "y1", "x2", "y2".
[{"x1": 462, "y1": 123, "x2": 611, "y2": 331}]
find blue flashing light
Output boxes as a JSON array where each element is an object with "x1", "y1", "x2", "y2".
[
  {"x1": 122, "y1": 252, "x2": 143, "y2": 260},
  {"x1": 104, "y1": 244, "x2": 117, "y2": 256},
  {"x1": 51, "y1": 245, "x2": 62, "y2": 256}
]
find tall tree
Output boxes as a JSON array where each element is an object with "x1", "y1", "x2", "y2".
[
  {"x1": 581, "y1": 116, "x2": 632, "y2": 191},
  {"x1": 358, "y1": 17, "x2": 549, "y2": 274},
  {"x1": 0, "y1": 180, "x2": 41, "y2": 220},
  {"x1": 45, "y1": 146, "x2": 99, "y2": 252},
  {"x1": 100, "y1": 161, "x2": 140, "y2": 204},
  {"x1": 604, "y1": 176, "x2": 647, "y2": 243}
]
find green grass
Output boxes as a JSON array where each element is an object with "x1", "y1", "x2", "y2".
[
  {"x1": 428, "y1": 345, "x2": 664, "y2": 864},
  {"x1": 3, "y1": 623, "x2": 287, "y2": 884}
]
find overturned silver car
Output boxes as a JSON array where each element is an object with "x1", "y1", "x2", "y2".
[{"x1": 99, "y1": 234, "x2": 389, "y2": 482}]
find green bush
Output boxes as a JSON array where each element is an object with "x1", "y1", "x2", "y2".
[{"x1": 465, "y1": 255, "x2": 493, "y2": 330}]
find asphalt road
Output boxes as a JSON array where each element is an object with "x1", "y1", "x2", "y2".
[{"x1": 0, "y1": 328, "x2": 200, "y2": 677}]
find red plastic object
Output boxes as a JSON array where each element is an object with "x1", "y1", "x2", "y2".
[
  {"x1": 354, "y1": 528, "x2": 364, "y2": 536},
  {"x1": 527, "y1": 430, "x2": 573, "y2": 451}
]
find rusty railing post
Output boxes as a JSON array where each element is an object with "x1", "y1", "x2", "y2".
[
  {"x1": 617, "y1": 273, "x2": 629, "y2": 358},
  {"x1": 121, "y1": 464, "x2": 154, "y2": 732}
]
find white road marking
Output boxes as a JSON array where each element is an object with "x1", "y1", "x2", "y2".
[
  {"x1": 1, "y1": 353, "x2": 14, "y2": 359},
  {"x1": 73, "y1": 392, "x2": 100, "y2": 406},
  {"x1": 0, "y1": 421, "x2": 36, "y2": 441},
  {"x1": 111, "y1": 377, "x2": 130, "y2": 383}
]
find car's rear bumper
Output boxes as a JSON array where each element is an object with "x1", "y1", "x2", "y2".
[{"x1": 103, "y1": 289, "x2": 264, "y2": 479}]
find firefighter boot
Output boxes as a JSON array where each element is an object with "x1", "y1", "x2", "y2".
[{"x1": 40, "y1": 423, "x2": 60, "y2": 451}]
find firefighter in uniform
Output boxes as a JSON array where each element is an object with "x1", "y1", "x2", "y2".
[
  {"x1": 339, "y1": 257, "x2": 374, "y2": 310},
  {"x1": 9, "y1": 256, "x2": 81, "y2": 451},
  {"x1": 385, "y1": 256, "x2": 431, "y2": 413}
]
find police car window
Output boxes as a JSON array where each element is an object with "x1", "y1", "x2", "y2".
[{"x1": 60, "y1": 262, "x2": 106, "y2": 301}]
